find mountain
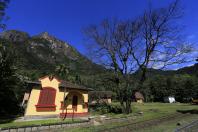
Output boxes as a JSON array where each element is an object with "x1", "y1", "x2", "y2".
[
  {"x1": 175, "y1": 63, "x2": 198, "y2": 75},
  {"x1": 0, "y1": 30, "x2": 106, "y2": 80},
  {"x1": 134, "y1": 64, "x2": 198, "y2": 79}
]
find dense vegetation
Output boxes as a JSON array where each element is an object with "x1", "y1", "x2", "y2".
[
  {"x1": 0, "y1": 0, "x2": 23, "y2": 116},
  {"x1": 142, "y1": 74, "x2": 198, "y2": 102},
  {"x1": 0, "y1": 44, "x2": 21, "y2": 115},
  {"x1": 130, "y1": 64, "x2": 198, "y2": 102}
]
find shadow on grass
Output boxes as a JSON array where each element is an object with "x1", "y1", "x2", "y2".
[
  {"x1": 0, "y1": 115, "x2": 17, "y2": 124},
  {"x1": 177, "y1": 109, "x2": 198, "y2": 114}
]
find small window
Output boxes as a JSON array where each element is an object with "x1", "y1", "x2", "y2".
[{"x1": 35, "y1": 87, "x2": 56, "y2": 111}]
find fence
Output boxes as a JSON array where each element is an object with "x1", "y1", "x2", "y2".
[
  {"x1": 96, "y1": 113, "x2": 188, "y2": 132},
  {"x1": 175, "y1": 119, "x2": 198, "y2": 132}
]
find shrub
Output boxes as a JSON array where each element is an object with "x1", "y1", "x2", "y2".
[
  {"x1": 110, "y1": 104, "x2": 122, "y2": 114},
  {"x1": 91, "y1": 103, "x2": 122, "y2": 114}
]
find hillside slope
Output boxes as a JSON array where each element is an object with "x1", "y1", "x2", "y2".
[
  {"x1": 0, "y1": 30, "x2": 105, "y2": 80},
  {"x1": 134, "y1": 64, "x2": 198, "y2": 79}
]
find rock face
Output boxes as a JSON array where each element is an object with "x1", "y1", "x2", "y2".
[
  {"x1": 0, "y1": 30, "x2": 30, "y2": 42},
  {"x1": 33, "y1": 32, "x2": 78, "y2": 60},
  {"x1": 0, "y1": 30, "x2": 80, "y2": 62}
]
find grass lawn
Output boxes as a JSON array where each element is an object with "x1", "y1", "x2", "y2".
[
  {"x1": 0, "y1": 118, "x2": 83, "y2": 129},
  {"x1": 63, "y1": 102, "x2": 198, "y2": 132},
  {"x1": 90, "y1": 102, "x2": 198, "y2": 120}
]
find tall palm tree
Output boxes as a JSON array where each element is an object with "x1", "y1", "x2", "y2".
[
  {"x1": 55, "y1": 64, "x2": 70, "y2": 80},
  {"x1": 55, "y1": 64, "x2": 70, "y2": 120}
]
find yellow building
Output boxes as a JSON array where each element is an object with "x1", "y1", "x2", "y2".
[{"x1": 22, "y1": 75, "x2": 92, "y2": 119}]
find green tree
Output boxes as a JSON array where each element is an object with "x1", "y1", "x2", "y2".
[
  {"x1": 0, "y1": 44, "x2": 20, "y2": 115},
  {"x1": 75, "y1": 74, "x2": 82, "y2": 84}
]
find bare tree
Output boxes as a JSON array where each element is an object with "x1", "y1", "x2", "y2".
[
  {"x1": 84, "y1": 19, "x2": 141, "y2": 113},
  {"x1": 135, "y1": 0, "x2": 193, "y2": 82},
  {"x1": 83, "y1": 0, "x2": 194, "y2": 114}
]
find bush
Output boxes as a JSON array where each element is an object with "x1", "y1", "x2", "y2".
[
  {"x1": 110, "y1": 104, "x2": 122, "y2": 114},
  {"x1": 91, "y1": 103, "x2": 122, "y2": 114}
]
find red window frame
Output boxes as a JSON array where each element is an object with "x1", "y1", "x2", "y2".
[{"x1": 35, "y1": 87, "x2": 56, "y2": 111}]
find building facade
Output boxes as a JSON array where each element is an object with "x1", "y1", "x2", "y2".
[{"x1": 23, "y1": 76, "x2": 92, "y2": 119}]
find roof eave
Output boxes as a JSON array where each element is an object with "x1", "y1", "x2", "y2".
[{"x1": 59, "y1": 85, "x2": 93, "y2": 91}]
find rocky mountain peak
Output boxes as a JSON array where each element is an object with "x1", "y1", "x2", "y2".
[
  {"x1": 0, "y1": 30, "x2": 30, "y2": 42},
  {"x1": 34, "y1": 32, "x2": 69, "y2": 47},
  {"x1": 38, "y1": 32, "x2": 53, "y2": 40},
  {"x1": 35, "y1": 31, "x2": 70, "y2": 48},
  {"x1": 1, "y1": 30, "x2": 80, "y2": 61},
  {"x1": 32, "y1": 31, "x2": 79, "y2": 60}
]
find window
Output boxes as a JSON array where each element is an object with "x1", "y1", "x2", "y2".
[{"x1": 35, "y1": 87, "x2": 56, "y2": 111}]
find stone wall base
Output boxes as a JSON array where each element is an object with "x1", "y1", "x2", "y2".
[
  {"x1": 24, "y1": 114, "x2": 59, "y2": 120},
  {"x1": 1, "y1": 121, "x2": 91, "y2": 132},
  {"x1": 60, "y1": 112, "x2": 89, "y2": 118},
  {"x1": 24, "y1": 112, "x2": 89, "y2": 120}
]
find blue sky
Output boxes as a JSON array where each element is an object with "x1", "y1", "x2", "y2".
[{"x1": 5, "y1": 0, "x2": 198, "y2": 66}]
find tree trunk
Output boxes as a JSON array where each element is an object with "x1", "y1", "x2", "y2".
[
  {"x1": 125, "y1": 100, "x2": 132, "y2": 114},
  {"x1": 120, "y1": 100, "x2": 132, "y2": 114},
  {"x1": 140, "y1": 67, "x2": 147, "y2": 83},
  {"x1": 120, "y1": 101, "x2": 125, "y2": 113}
]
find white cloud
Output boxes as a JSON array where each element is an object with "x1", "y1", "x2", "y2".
[{"x1": 187, "y1": 34, "x2": 196, "y2": 40}]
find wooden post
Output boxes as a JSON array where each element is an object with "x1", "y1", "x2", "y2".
[
  {"x1": 72, "y1": 108, "x2": 74, "y2": 122},
  {"x1": 62, "y1": 88, "x2": 67, "y2": 120}
]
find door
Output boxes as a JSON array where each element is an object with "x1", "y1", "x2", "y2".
[{"x1": 72, "y1": 95, "x2": 78, "y2": 111}]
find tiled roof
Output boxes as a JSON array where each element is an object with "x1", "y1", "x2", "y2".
[
  {"x1": 25, "y1": 80, "x2": 93, "y2": 91},
  {"x1": 59, "y1": 80, "x2": 93, "y2": 91},
  {"x1": 134, "y1": 92, "x2": 144, "y2": 99},
  {"x1": 89, "y1": 91, "x2": 113, "y2": 98}
]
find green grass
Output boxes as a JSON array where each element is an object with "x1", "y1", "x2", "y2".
[
  {"x1": 64, "y1": 103, "x2": 198, "y2": 132},
  {"x1": 91, "y1": 102, "x2": 197, "y2": 119},
  {"x1": 0, "y1": 118, "x2": 83, "y2": 129}
]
